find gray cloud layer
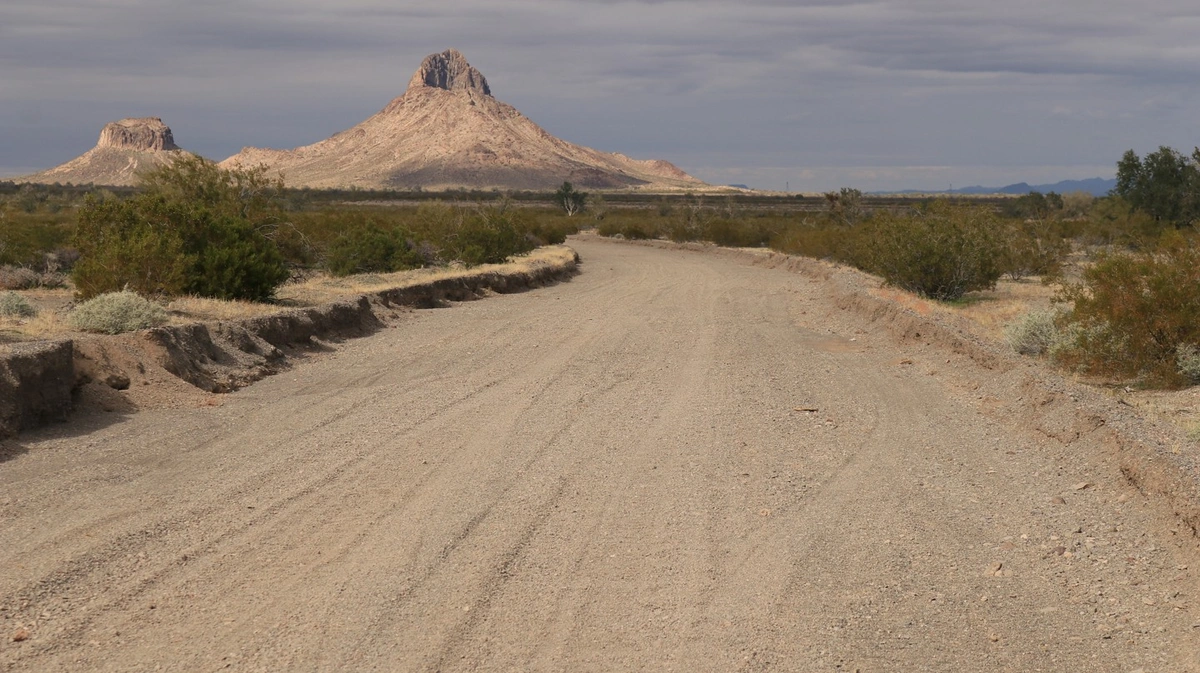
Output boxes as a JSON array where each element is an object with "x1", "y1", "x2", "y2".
[{"x1": 2, "y1": 0, "x2": 1196, "y2": 190}]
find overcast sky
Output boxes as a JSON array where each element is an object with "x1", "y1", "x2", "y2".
[{"x1": 2, "y1": 0, "x2": 1198, "y2": 191}]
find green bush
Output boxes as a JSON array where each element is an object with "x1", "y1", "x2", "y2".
[
  {"x1": 326, "y1": 224, "x2": 424, "y2": 276},
  {"x1": 1055, "y1": 231, "x2": 1200, "y2": 386},
  {"x1": 445, "y1": 205, "x2": 535, "y2": 265},
  {"x1": 72, "y1": 195, "x2": 190, "y2": 298},
  {"x1": 0, "y1": 291, "x2": 36, "y2": 318},
  {"x1": 72, "y1": 158, "x2": 289, "y2": 301},
  {"x1": 69, "y1": 290, "x2": 168, "y2": 334},
  {"x1": 856, "y1": 201, "x2": 1005, "y2": 301},
  {"x1": 1004, "y1": 309, "x2": 1065, "y2": 356}
]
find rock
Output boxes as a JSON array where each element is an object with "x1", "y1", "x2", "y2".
[
  {"x1": 1050, "y1": 496, "x2": 1067, "y2": 505},
  {"x1": 104, "y1": 373, "x2": 131, "y2": 390},
  {"x1": 407, "y1": 48, "x2": 491, "y2": 95},
  {"x1": 17, "y1": 117, "x2": 190, "y2": 187},
  {"x1": 1072, "y1": 482, "x2": 1092, "y2": 491},
  {"x1": 12, "y1": 627, "x2": 29, "y2": 642},
  {"x1": 96, "y1": 118, "x2": 179, "y2": 151}
]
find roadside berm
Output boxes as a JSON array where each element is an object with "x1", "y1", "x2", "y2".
[{"x1": 0, "y1": 246, "x2": 580, "y2": 439}]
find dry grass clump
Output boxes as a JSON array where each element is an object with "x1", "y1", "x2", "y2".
[
  {"x1": 68, "y1": 291, "x2": 169, "y2": 334},
  {"x1": 165, "y1": 295, "x2": 277, "y2": 323},
  {"x1": 279, "y1": 245, "x2": 576, "y2": 307}
]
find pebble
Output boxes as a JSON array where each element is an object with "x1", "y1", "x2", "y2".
[{"x1": 12, "y1": 627, "x2": 29, "y2": 642}]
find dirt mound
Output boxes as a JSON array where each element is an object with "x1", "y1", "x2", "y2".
[
  {"x1": 18, "y1": 117, "x2": 191, "y2": 186},
  {"x1": 221, "y1": 49, "x2": 707, "y2": 191}
]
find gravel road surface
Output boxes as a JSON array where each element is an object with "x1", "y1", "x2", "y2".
[{"x1": 2, "y1": 237, "x2": 1198, "y2": 671}]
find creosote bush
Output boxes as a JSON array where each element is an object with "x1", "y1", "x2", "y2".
[
  {"x1": 69, "y1": 290, "x2": 168, "y2": 334},
  {"x1": 72, "y1": 157, "x2": 290, "y2": 301},
  {"x1": 856, "y1": 201, "x2": 1005, "y2": 301},
  {"x1": 0, "y1": 291, "x2": 37, "y2": 318},
  {"x1": 1054, "y1": 231, "x2": 1200, "y2": 386}
]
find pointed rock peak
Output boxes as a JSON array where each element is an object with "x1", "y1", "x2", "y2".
[
  {"x1": 96, "y1": 117, "x2": 179, "y2": 152},
  {"x1": 407, "y1": 49, "x2": 491, "y2": 96}
]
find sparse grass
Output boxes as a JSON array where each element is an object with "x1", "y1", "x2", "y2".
[{"x1": 165, "y1": 295, "x2": 278, "y2": 322}]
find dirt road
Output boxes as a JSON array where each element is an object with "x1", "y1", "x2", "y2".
[{"x1": 2, "y1": 237, "x2": 1198, "y2": 671}]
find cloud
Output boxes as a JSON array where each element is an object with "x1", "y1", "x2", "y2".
[{"x1": 2, "y1": 0, "x2": 1197, "y2": 189}]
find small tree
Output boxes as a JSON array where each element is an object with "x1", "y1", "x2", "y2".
[
  {"x1": 554, "y1": 182, "x2": 587, "y2": 217},
  {"x1": 1114, "y1": 146, "x2": 1200, "y2": 227}
]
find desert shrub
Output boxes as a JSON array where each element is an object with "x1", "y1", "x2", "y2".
[
  {"x1": 701, "y1": 218, "x2": 777, "y2": 248},
  {"x1": 522, "y1": 215, "x2": 578, "y2": 246},
  {"x1": 0, "y1": 291, "x2": 36, "y2": 318},
  {"x1": 72, "y1": 158, "x2": 290, "y2": 301},
  {"x1": 1178, "y1": 344, "x2": 1200, "y2": 384},
  {"x1": 326, "y1": 224, "x2": 424, "y2": 276},
  {"x1": 597, "y1": 210, "x2": 661, "y2": 240},
  {"x1": 186, "y1": 214, "x2": 291, "y2": 300},
  {"x1": 0, "y1": 210, "x2": 75, "y2": 268},
  {"x1": 1080, "y1": 196, "x2": 1164, "y2": 248},
  {"x1": 770, "y1": 217, "x2": 861, "y2": 261},
  {"x1": 999, "y1": 219, "x2": 1070, "y2": 280},
  {"x1": 445, "y1": 205, "x2": 535, "y2": 265},
  {"x1": 71, "y1": 196, "x2": 190, "y2": 298},
  {"x1": 0, "y1": 265, "x2": 41, "y2": 290},
  {"x1": 69, "y1": 290, "x2": 168, "y2": 334},
  {"x1": 856, "y1": 201, "x2": 1005, "y2": 301},
  {"x1": 1005, "y1": 309, "x2": 1066, "y2": 356},
  {"x1": 1055, "y1": 231, "x2": 1200, "y2": 386}
]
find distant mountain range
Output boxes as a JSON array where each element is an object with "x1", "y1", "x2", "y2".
[{"x1": 873, "y1": 177, "x2": 1116, "y2": 197}]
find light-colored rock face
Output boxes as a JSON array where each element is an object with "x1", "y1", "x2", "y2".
[
  {"x1": 223, "y1": 49, "x2": 708, "y2": 191},
  {"x1": 96, "y1": 118, "x2": 180, "y2": 152},
  {"x1": 17, "y1": 117, "x2": 189, "y2": 186},
  {"x1": 407, "y1": 48, "x2": 491, "y2": 96}
]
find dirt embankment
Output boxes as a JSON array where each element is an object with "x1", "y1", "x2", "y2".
[{"x1": 0, "y1": 247, "x2": 579, "y2": 439}]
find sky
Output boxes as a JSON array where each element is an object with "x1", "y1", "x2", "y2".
[{"x1": 2, "y1": 0, "x2": 1198, "y2": 192}]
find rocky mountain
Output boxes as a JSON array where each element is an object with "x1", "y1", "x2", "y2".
[
  {"x1": 221, "y1": 49, "x2": 706, "y2": 191},
  {"x1": 18, "y1": 118, "x2": 190, "y2": 186}
]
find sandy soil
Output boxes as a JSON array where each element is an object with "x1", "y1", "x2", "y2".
[{"x1": 1, "y1": 238, "x2": 1198, "y2": 671}]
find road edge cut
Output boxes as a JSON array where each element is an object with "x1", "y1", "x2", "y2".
[{"x1": 0, "y1": 246, "x2": 580, "y2": 439}]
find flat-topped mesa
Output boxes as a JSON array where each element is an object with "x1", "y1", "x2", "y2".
[
  {"x1": 96, "y1": 117, "x2": 179, "y2": 152},
  {"x1": 406, "y1": 49, "x2": 491, "y2": 96}
]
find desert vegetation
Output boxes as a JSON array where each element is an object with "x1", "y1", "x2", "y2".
[
  {"x1": 589, "y1": 146, "x2": 1200, "y2": 388},
  {"x1": 0, "y1": 158, "x2": 581, "y2": 335},
  {"x1": 4, "y1": 146, "x2": 1199, "y2": 387}
]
